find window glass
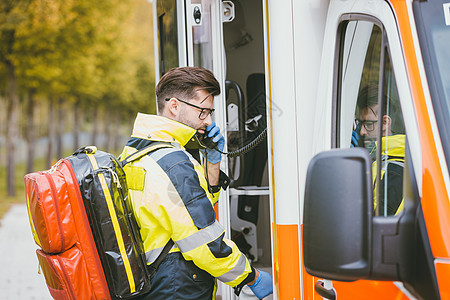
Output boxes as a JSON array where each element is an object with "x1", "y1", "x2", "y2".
[
  {"x1": 157, "y1": 0, "x2": 179, "y2": 76},
  {"x1": 413, "y1": 0, "x2": 450, "y2": 170},
  {"x1": 338, "y1": 20, "x2": 406, "y2": 216},
  {"x1": 191, "y1": 0, "x2": 214, "y2": 70}
]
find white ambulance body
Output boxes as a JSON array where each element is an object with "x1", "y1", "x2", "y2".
[{"x1": 153, "y1": 0, "x2": 450, "y2": 299}]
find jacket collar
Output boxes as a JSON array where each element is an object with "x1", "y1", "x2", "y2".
[
  {"x1": 131, "y1": 113, "x2": 197, "y2": 147},
  {"x1": 381, "y1": 134, "x2": 405, "y2": 157}
]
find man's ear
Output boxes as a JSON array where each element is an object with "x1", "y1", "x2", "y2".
[
  {"x1": 164, "y1": 98, "x2": 179, "y2": 117},
  {"x1": 382, "y1": 115, "x2": 392, "y2": 127}
]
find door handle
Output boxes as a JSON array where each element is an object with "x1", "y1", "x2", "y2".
[{"x1": 314, "y1": 280, "x2": 336, "y2": 300}]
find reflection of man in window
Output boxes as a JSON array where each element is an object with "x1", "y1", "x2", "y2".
[{"x1": 352, "y1": 85, "x2": 405, "y2": 216}]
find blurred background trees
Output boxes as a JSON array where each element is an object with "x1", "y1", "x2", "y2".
[{"x1": 0, "y1": 0, "x2": 156, "y2": 199}]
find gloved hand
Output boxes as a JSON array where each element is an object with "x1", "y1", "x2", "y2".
[
  {"x1": 351, "y1": 123, "x2": 361, "y2": 148},
  {"x1": 248, "y1": 269, "x2": 273, "y2": 299},
  {"x1": 351, "y1": 130, "x2": 359, "y2": 148},
  {"x1": 199, "y1": 122, "x2": 225, "y2": 164}
]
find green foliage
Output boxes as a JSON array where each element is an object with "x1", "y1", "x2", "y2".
[
  {"x1": 1, "y1": 0, "x2": 156, "y2": 111},
  {"x1": 0, "y1": 0, "x2": 157, "y2": 206}
]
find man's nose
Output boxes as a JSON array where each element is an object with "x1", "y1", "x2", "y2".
[
  {"x1": 360, "y1": 125, "x2": 368, "y2": 136},
  {"x1": 203, "y1": 114, "x2": 213, "y2": 126}
]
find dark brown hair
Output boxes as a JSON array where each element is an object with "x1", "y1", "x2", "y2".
[
  {"x1": 156, "y1": 67, "x2": 221, "y2": 113},
  {"x1": 357, "y1": 84, "x2": 404, "y2": 134}
]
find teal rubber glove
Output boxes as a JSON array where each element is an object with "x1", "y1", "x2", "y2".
[
  {"x1": 248, "y1": 269, "x2": 273, "y2": 299},
  {"x1": 199, "y1": 122, "x2": 225, "y2": 164}
]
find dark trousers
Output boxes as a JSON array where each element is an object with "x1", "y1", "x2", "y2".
[{"x1": 134, "y1": 252, "x2": 215, "y2": 300}]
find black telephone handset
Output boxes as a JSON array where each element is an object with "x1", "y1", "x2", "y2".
[
  {"x1": 197, "y1": 131, "x2": 219, "y2": 150},
  {"x1": 184, "y1": 131, "x2": 219, "y2": 150},
  {"x1": 186, "y1": 127, "x2": 267, "y2": 157}
]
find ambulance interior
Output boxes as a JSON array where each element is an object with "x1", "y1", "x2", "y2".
[
  {"x1": 222, "y1": 0, "x2": 272, "y2": 283},
  {"x1": 221, "y1": 0, "x2": 273, "y2": 297}
]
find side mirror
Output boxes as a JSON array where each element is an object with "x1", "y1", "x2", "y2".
[
  {"x1": 303, "y1": 148, "x2": 373, "y2": 281},
  {"x1": 303, "y1": 148, "x2": 415, "y2": 283}
]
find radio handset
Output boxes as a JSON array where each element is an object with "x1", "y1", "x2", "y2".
[
  {"x1": 186, "y1": 128, "x2": 267, "y2": 157},
  {"x1": 197, "y1": 131, "x2": 219, "y2": 150}
]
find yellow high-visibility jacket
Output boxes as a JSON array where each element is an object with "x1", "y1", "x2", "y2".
[
  {"x1": 372, "y1": 134, "x2": 405, "y2": 216},
  {"x1": 120, "y1": 113, "x2": 254, "y2": 292}
]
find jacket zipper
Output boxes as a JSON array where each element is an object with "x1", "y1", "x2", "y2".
[
  {"x1": 55, "y1": 255, "x2": 77, "y2": 300},
  {"x1": 62, "y1": 160, "x2": 111, "y2": 298},
  {"x1": 44, "y1": 173, "x2": 65, "y2": 252}
]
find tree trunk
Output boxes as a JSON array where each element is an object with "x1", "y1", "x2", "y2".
[
  {"x1": 105, "y1": 105, "x2": 112, "y2": 152},
  {"x1": 6, "y1": 61, "x2": 19, "y2": 196},
  {"x1": 74, "y1": 101, "x2": 80, "y2": 150},
  {"x1": 0, "y1": 95, "x2": 6, "y2": 166},
  {"x1": 56, "y1": 97, "x2": 64, "y2": 159},
  {"x1": 26, "y1": 89, "x2": 36, "y2": 174},
  {"x1": 91, "y1": 105, "x2": 99, "y2": 146},
  {"x1": 113, "y1": 110, "x2": 121, "y2": 152},
  {"x1": 46, "y1": 97, "x2": 55, "y2": 169}
]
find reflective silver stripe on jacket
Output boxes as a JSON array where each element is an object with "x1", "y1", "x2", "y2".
[
  {"x1": 217, "y1": 253, "x2": 248, "y2": 283},
  {"x1": 175, "y1": 220, "x2": 224, "y2": 253},
  {"x1": 149, "y1": 146, "x2": 181, "y2": 161},
  {"x1": 381, "y1": 160, "x2": 404, "y2": 171}
]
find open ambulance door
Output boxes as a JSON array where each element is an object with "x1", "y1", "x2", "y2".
[{"x1": 154, "y1": 1, "x2": 273, "y2": 299}]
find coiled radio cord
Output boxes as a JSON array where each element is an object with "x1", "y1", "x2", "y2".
[{"x1": 218, "y1": 128, "x2": 267, "y2": 157}]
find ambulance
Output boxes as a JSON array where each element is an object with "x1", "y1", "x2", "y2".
[{"x1": 152, "y1": 0, "x2": 450, "y2": 299}]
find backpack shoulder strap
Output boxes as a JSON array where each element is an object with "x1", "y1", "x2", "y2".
[
  {"x1": 121, "y1": 143, "x2": 176, "y2": 277},
  {"x1": 148, "y1": 239, "x2": 175, "y2": 279},
  {"x1": 120, "y1": 142, "x2": 174, "y2": 167}
]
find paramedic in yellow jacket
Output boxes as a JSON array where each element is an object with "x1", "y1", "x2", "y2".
[
  {"x1": 351, "y1": 85, "x2": 405, "y2": 216},
  {"x1": 121, "y1": 67, "x2": 273, "y2": 300}
]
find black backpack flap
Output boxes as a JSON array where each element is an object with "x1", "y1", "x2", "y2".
[{"x1": 67, "y1": 148, "x2": 150, "y2": 298}]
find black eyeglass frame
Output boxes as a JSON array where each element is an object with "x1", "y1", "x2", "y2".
[
  {"x1": 355, "y1": 119, "x2": 378, "y2": 132},
  {"x1": 165, "y1": 97, "x2": 215, "y2": 120}
]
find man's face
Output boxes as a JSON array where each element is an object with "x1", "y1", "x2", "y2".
[
  {"x1": 358, "y1": 105, "x2": 379, "y2": 141},
  {"x1": 176, "y1": 89, "x2": 214, "y2": 133}
]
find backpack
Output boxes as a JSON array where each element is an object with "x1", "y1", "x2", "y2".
[{"x1": 24, "y1": 143, "x2": 173, "y2": 299}]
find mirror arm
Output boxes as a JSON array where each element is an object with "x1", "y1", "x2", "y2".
[{"x1": 371, "y1": 207, "x2": 415, "y2": 281}]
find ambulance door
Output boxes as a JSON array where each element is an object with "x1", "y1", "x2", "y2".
[
  {"x1": 303, "y1": 0, "x2": 438, "y2": 299},
  {"x1": 330, "y1": 16, "x2": 414, "y2": 298},
  {"x1": 155, "y1": 1, "x2": 272, "y2": 298}
]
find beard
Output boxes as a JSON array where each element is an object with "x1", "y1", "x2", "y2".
[
  {"x1": 176, "y1": 105, "x2": 205, "y2": 132},
  {"x1": 363, "y1": 138, "x2": 377, "y2": 162}
]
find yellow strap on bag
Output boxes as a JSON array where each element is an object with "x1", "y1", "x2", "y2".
[
  {"x1": 26, "y1": 194, "x2": 42, "y2": 247},
  {"x1": 87, "y1": 153, "x2": 136, "y2": 293},
  {"x1": 84, "y1": 143, "x2": 174, "y2": 294}
]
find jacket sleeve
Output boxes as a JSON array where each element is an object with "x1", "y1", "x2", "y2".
[{"x1": 154, "y1": 149, "x2": 254, "y2": 287}]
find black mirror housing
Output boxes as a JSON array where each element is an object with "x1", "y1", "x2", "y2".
[{"x1": 303, "y1": 148, "x2": 373, "y2": 281}]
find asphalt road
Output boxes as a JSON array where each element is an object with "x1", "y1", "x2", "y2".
[
  {"x1": 0, "y1": 204, "x2": 51, "y2": 299},
  {"x1": 0, "y1": 204, "x2": 272, "y2": 300}
]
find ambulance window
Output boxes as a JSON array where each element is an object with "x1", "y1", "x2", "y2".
[
  {"x1": 191, "y1": 0, "x2": 214, "y2": 70},
  {"x1": 337, "y1": 19, "x2": 406, "y2": 216},
  {"x1": 157, "y1": 0, "x2": 179, "y2": 76}
]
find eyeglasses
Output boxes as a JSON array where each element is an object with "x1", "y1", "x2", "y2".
[
  {"x1": 165, "y1": 97, "x2": 214, "y2": 120},
  {"x1": 355, "y1": 119, "x2": 378, "y2": 131}
]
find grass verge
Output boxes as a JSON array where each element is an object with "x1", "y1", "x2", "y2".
[
  {"x1": 0, "y1": 155, "x2": 63, "y2": 220},
  {"x1": 0, "y1": 148, "x2": 124, "y2": 220},
  {"x1": 1, "y1": 161, "x2": 39, "y2": 220}
]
